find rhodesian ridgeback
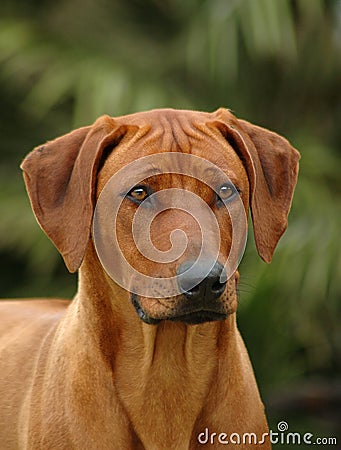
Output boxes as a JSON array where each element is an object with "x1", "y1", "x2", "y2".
[{"x1": 0, "y1": 108, "x2": 299, "y2": 449}]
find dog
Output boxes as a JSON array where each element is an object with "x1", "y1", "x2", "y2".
[{"x1": 0, "y1": 108, "x2": 299, "y2": 449}]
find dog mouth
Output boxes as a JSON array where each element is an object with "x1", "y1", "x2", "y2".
[
  {"x1": 131, "y1": 294, "x2": 162, "y2": 325},
  {"x1": 131, "y1": 294, "x2": 227, "y2": 325},
  {"x1": 168, "y1": 310, "x2": 227, "y2": 325}
]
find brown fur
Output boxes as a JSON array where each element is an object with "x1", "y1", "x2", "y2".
[{"x1": 0, "y1": 108, "x2": 299, "y2": 449}]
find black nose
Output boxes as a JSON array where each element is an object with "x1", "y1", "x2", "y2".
[{"x1": 176, "y1": 260, "x2": 227, "y2": 303}]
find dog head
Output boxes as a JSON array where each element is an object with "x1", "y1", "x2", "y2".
[{"x1": 21, "y1": 108, "x2": 300, "y2": 324}]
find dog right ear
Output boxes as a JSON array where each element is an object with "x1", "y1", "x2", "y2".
[{"x1": 21, "y1": 116, "x2": 130, "y2": 273}]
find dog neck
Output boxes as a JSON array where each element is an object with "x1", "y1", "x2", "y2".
[{"x1": 72, "y1": 242, "x2": 240, "y2": 447}]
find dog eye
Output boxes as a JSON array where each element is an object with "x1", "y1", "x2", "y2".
[
  {"x1": 216, "y1": 183, "x2": 238, "y2": 205},
  {"x1": 127, "y1": 186, "x2": 150, "y2": 203}
]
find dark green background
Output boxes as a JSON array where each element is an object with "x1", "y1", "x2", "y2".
[{"x1": 0, "y1": 0, "x2": 340, "y2": 448}]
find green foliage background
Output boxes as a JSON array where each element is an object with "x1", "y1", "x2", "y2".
[{"x1": 0, "y1": 0, "x2": 340, "y2": 446}]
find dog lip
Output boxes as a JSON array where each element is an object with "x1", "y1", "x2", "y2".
[
  {"x1": 168, "y1": 310, "x2": 227, "y2": 325},
  {"x1": 131, "y1": 294, "x2": 227, "y2": 326},
  {"x1": 131, "y1": 294, "x2": 161, "y2": 325}
]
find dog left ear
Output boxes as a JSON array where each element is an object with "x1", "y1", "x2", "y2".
[
  {"x1": 21, "y1": 116, "x2": 130, "y2": 272},
  {"x1": 211, "y1": 109, "x2": 300, "y2": 263}
]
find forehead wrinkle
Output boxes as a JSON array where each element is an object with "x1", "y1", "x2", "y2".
[
  {"x1": 141, "y1": 172, "x2": 207, "y2": 194},
  {"x1": 159, "y1": 114, "x2": 192, "y2": 153},
  {"x1": 189, "y1": 131, "x2": 246, "y2": 185}
]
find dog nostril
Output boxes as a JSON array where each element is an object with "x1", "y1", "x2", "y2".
[
  {"x1": 211, "y1": 280, "x2": 226, "y2": 294},
  {"x1": 186, "y1": 284, "x2": 201, "y2": 298}
]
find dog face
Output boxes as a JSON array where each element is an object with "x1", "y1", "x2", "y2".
[
  {"x1": 21, "y1": 108, "x2": 300, "y2": 325},
  {"x1": 95, "y1": 112, "x2": 249, "y2": 324}
]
